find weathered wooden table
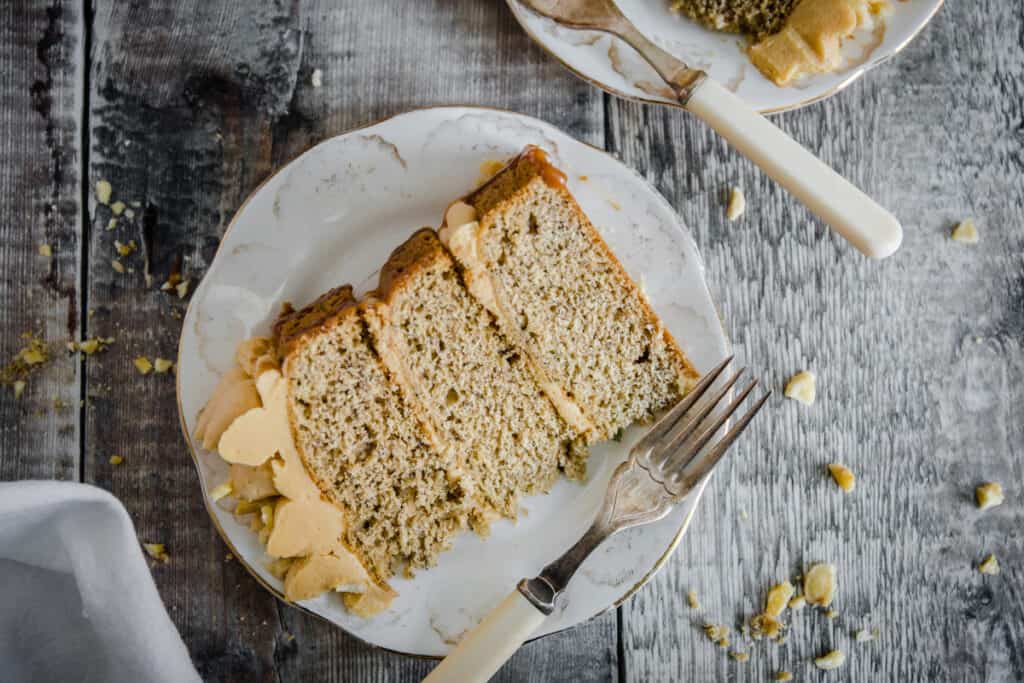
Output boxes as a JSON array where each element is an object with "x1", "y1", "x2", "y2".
[{"x1": 2, "y1": 1, "x2": 1021, "y2": 681}]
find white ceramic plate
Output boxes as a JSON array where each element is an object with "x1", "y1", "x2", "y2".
[
  {"x1": 176, "y1": 106, "x2": 729, "y2": 657},
  {"x1": 508, "y1": 0, "x2": 943, "y2": 113}
]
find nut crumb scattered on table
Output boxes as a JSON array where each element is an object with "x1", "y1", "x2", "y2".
[
  {"x1": 827, "y1": 463, "x2": 855, "y2": 492},
  {"x1": 978, "y1": 554, "x2": 1000, "y2": 575},
  {"x1": 975, "y1": 482, "x2": 1004, "y2": 510},
  {"x1": 143, "y1": 542, "x2": 169, "y2": 563},
  {"x1": 814, "y1": 649, "x2": 845, "y2": 670},
  {"x1": 784, "y1": 370, "x2": 816, "y2": 405},
  {"x1": 38, "y1": 243, "x2": 52, "y2": 256},
  {"x1": 854, "y1": 627, "x2": 879, "y2": 642},
  {"x1": 951, "y1": 218, "x2": 979, "y2": 244},
  {"x1": 726, "y1": 187, "x2": 746, "y2": 220},
  {"x1": 804, "y1": 563, "x2": 835, "y2": 607},
  {"x1": 95, "y1": 179, "x2": 112, "y2": 205},
  {"x1": 134, "y1": 356, "x2": 154, "y2": 374},
  {"x1": 109, "y1": 455, "x2": 123, "y2": 465},
  {"x1": 687, "y1": 589, "x2": 700, "y2": 609}
]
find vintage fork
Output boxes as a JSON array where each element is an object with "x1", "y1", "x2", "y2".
[
  {"x1": 512, "y1": 0, "x2": 903, "y2": 259},
  {"x1": 424, "y1": 356, "x2": 769, "y2": 683}
]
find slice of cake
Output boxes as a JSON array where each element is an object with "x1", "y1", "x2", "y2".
[
  {"x1": 273, "y1": 284, "x2": 467, "y2": 582},
  {"x1": 441, "y1": 147, "x2": 698, "y2": 443},
  {"x1": 363, "y1": 229, "x2": 583, "y2": 529},
  {"x1": 668, "y1": 0, "x2": 798, "y2": 39}
]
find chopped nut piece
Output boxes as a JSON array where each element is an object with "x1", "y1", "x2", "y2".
[
  {"x1": 95, "y1": 179, "x2": 112, "y2": 205},
  {"x1": 828, "y1": 463, "x2": 855, "y2": 492},
  {"x1": 726, "y1": 187, "x2": 746, "y2": 220},
  {"x1": 784, "y1": 370, "x2": 816, "y2": 405},
  {"x1": 76, "y1": 336, "x2": 116, "y2": 355},
  {"x1": 176, "y1": 279, "x2": 191, "y2": 299},
  {"x1": 109, "y1": 455, "x2": 123, "y2": 465},
  {"x1": 729, "y1": 651, "x2": 750, "y2": 663},
  {"x1": 38, "y1": 244, "x2": 52, "y2": 257},
  {"x1": 124, "y1": 208, "x2": 135, "y2": 220},
  {"x1": 310, "y1": 68, "x2": 323, "y2": 88},
  {"x1": 19, "y1": 348, "x2": 46, "y2": 365},
  {"x1": 718, "y1": 637, "x2": 729, "y2": 648},
  {"x1": 111, "y1": 200, "x2": 126, "y2": 215},
  {"x1": 749, "y1": 613, "x2": 783, "y2": 639},
  {"x1": 788, "y1": 595, "x2": 806, "y2": 610},
  {"x1": 106, "y1": 218, "x2": 118, "y2": 231},
  {"x1": 804, "y1": 563, "x2": 836, "y2": 607},
  {"x1": 209, "y1": 481, "x2": 233, "y2": 502},
  {"x1": 13, "y1": 380, "x2": 26, "y2": 399},
  {"x1": 774, "y1": 673, "x2": 793, "y2": 682},
  {"x1": 687, "y1": 589, "x2": 700, "y2": 609},
  {"x1": 703, "y1": 624, "x2": 730, "y2": 643},
  {"x1": 978, "y1": 554, "x2": 1000, "y2": 575},
  {"x1": 976, "y1": 482, "x2": 1004, "y2": 510},
  {"x1": 143, "y1": 543, "x2": 169, "y2": 563},
  {"x1": 951, "y1": 218, "x2": 979, "y2": 244},
  {"x1": 814, "y1": 649, "x2": 845, "y2": 670},
  {"x1": 854, "y1": 627, "x2": 876, "y2": 642},
  {"x1": 154, "y1": 358, "x2": 174, "y2": 373},
  {"x1": 114, "y1": 239, "x2": 137, "y2": 256},
  {"x1": 824, "y1": 609, "x2": 838, "y2": 619},
  {"x1": 765, "y1": 581, "x2": 795, "y2": 617},
  {"x1": 111, "y1": 259, "x2": 125, "y2": 273},
  {"x1": 225, "y1": 553, "x2": 234, "y2": 562},
  {"x1": 134, "y1": 356, "x2": 153, "y2": 374}
]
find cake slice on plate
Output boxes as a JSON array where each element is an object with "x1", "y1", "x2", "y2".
[
  {"x1": 363, "y1": 229, "x2": 584, "y2": 531},
  {"x1": 273, "y1": 284, "x2": 468, "y2": 583},
  {"x1": 197, "y1": 145, "x2": 699, "y2": 616},
  {"x1": 441, "y1": 147, "x2": 699, "y2": 444}
]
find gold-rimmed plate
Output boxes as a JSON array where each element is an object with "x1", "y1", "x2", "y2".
[
  {"x1": 176, "y1": 106, "x2": 730, "y2": 657},
  {"x1": 508, "y1": 0, "x2": 943, "y2": 113}
]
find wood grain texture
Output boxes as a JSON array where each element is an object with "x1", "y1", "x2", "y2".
[
  {"x1": 85, "y1": 1, "x2": 611, "y2": 681},
  {"x1": 5, "y1": 0, "x2": 1022, "y2": 680},
  {"x1": 610, "y1": 2, "x2": 1024, "y2": 681},
  {"x1": 0, "y1": 1, "x2": 82, "y2": 482}
]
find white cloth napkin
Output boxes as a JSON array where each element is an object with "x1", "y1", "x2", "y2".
[{"x1": 0, "y1": 481, "x2": 200, "y2": 683}]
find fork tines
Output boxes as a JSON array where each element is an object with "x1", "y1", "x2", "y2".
[{"x1": 635, "y1": 356, "x2": 770, "y2": 493}]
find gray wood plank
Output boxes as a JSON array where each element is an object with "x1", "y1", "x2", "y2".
[
  {"x1": 611, "y1": 1, "x2": 1024, "y2": 681},
  {"x1": 86, "y1": 1, "x2": 612, "y2": 681},
  {"x1": 0, "y1": 1, "x2": 83, "y2": 482}
]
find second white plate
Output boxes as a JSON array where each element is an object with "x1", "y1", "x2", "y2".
[
  {"x1": 176, "y1": 106, "x2": 729, "y2": 657},
  {"x1": 508, "y1": 0, "x2": 943, "y2": 113}
]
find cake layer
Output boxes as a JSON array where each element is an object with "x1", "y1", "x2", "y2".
[
  {"x1": 443, "y1": 148, "x2": 699, "y2": 443},
  {"x1": 364, "y1": 229, "x2": 583, "y2": 528},
  {"x1": 274, "y1": 285, "x2": 466, "y2": 582}
]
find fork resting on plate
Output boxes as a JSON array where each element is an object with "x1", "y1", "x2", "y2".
[
  {"x1": 515, "y1": 0, "x2": 903, "y2": 259},
  {"x1": 424, "y1": 355, "x2": 768, "y2": 682}
]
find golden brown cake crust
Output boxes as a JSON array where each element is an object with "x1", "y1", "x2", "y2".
[
  {"x1": 272, "y1": 284, "x2": 357, "y2": 360},
  {"x1": 462, "y1": 148, "x2": 700, "y2": 391},
  {"x1": 375, "y1": 227, "x2": 449, "y2": 302}
]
